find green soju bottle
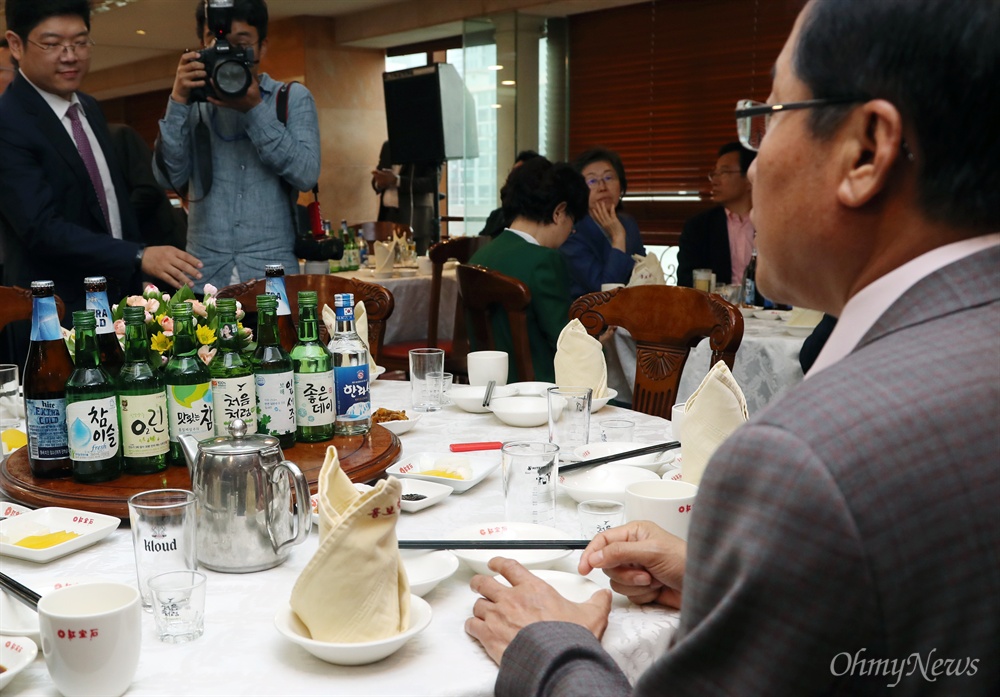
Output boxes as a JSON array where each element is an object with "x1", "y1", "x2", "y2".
[
  {"x1": 290, "y1": 290, "x2": 335, "y2": 442},
  {"x1": 84, "y1": 276, "x2": 125, "y2": 376},
  {"x1": 329, "y1": 293, "x2": 371, "y2": 436},
  {"x1": 252, "y1": 294, "x2": 296, "y2": 449},
  {"x1": 209, "y1": 298, "x2": 256, "y2": 435},
  {"x1": 164, "y1": 302, "x2": 214, "y2": 465},
  {"x1": 117, "y1": 306, "x2": 169, "y2": 474},
  {"x1": 66, "y1": 310, "x2": 122, "y2": 483}
]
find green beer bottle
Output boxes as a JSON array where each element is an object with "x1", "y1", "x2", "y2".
[
  {"x1": 66, "y1": 310, "x2": 123, "y2": 483},
  {"x1": 209, "y1": 298, "x2": 257, "y2": 435},
  {"x1": 117, "y1": 306, "x2": 169, "y2": 474},
  {"x1": 290, "y1": 291, "x2": 335, "y2": 442},
  {"x1": 164, "y1": 302, "x2": 214, "y2": 465},
  {"x1": 252, "y1": 294, "x2": 296, "y2": 449}
]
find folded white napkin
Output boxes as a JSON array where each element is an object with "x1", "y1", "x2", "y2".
[
  {"x1": 322, "y1": 302, "x2": 380, "y2": 376},
  {"x1": 678, "y1": 361, "x2": 748, "y2": 486},
  {"x1": 554, "y1": 318, "x2": 608, "y2": 398},
  {"x1": 374, "y1": 240, "x2": 396, "y2": 274},
  {"x1": 627, "y1": 254, "x2": 666, "y2": 287},
  {"x1": 785, "y1": 307, "x2": 824, "y2": 328},
  {"x1": 290, "y1": 446, "x2": 410, "y2": 642}
]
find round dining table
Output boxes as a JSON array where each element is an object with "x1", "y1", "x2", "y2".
[{"x1": 0, "y1": 380, "x2": 681, "y2": 696}]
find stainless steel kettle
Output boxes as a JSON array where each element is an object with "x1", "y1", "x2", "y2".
[{"x1": 180, "y1": 418, "x2": 311, "y2": 573}]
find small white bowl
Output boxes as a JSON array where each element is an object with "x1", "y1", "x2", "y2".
[
  {"x1": 447, "y1": 384, "x2": 517, "y2": 413},
  {"x1": 507, "y1": 381, "x2": 557, "y2": 397},
  {"x1": 572, "y1": 442, "x2": 675, "y2": 470},
  {"x1": 274, "y1": 595, "x2": 432, "y2": 665},
  {"x1": 403, "y1": 551, "x2": 460, "y2": 597},
  {"x1": 377, "y1": 413, "x2": 421, "y2": 435},
  {"x1": 0, "y1": 635, "x2": 37, "y2": 690},
  {"x1": 590, "y1": 388, "x2": 618, "y2": 412},
  {"x1": 400, "y1": 479, "x2": 453, "y2": 513},
  {"x1": 489, "y1": 396, "x2": 549, "y2": 428},
  {"x1": 739, "y1": 305, "x2": 761, "y2": 318},
  {"x1": 560, "y1": 465, "x2": 660, "y2": 503}
]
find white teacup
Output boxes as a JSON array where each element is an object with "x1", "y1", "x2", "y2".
[
  {"x1": 670, "y1": 401, "x2": 686, "y2": 440},
  {"x1": 467, "y1": 350, "x2": 509, "y2": 386},
  {"x1": 417, "y1": 256, "x2": 433, "y2": 275},
  {"x1": 38, "y1": 582, "x2": 142, "y2": 697},
  {"x1": 624, "y1": 480, "x2": 698, "y2": 540}
]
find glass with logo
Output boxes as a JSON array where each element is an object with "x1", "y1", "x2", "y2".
[{"x1": 127, "y1": 489, "x2": 197, "y2": 612}]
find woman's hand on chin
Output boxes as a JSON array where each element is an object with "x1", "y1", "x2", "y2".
[{"x1": 591, "y1": 202, "x2": 627, "y2": 251}]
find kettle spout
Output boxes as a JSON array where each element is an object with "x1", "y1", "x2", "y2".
[{"x1": 178, "y1": 434, "x2": 201, "y2": 473}]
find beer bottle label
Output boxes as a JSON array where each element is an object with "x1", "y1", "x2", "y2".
[
  {"x1": 85, "y1": 291, "x2": 115, "y2": 335},
  {"x1": 294, "y1": 370, "x2": 335, "y2": 427},
  {"x1": 264, "y1": 277, "x2": 292, "y2": 317},
  {"x1": 211, "y1": 376, "x2": 257, "y2": 435},
  {"x1": 25, "y1": 397, "x2": 69, "y2": 459},
  {"x1": 67, "y1": 396, "x2": 120, "y2": 461},
  {"x1": 166, "y1": 382, "x2": 214, "y2": 443},
  {"x1": 255, "y1": 371, "x2": 295, "y2": 436},
  {"x1": 30, "y1": 297, "x2": 62, "y2": 341},
  {"x1": 120, "y1": 392, "x2": 170, "y2": 457},
  {"x1": 334, "y1": 365, "x2": 371, "y2": 422}
]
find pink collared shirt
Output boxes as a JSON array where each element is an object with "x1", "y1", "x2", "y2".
[{"x1": 726, "y1": 208, "x2": 755, "y2": 283}]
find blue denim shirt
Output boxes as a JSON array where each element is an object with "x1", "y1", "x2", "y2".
[{"x1": 154, "y1": 74, "x2": 320, "y2": 291}]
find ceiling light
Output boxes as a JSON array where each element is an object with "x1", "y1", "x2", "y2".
[
  {"x1": 490, "y1": 104, "x2": 501, "y2": 109},
  {"x1": 487, "y1": 65, "x2": 503, "y2": 71},
  {"x1": 136, "y1": 30, "x2": 146, "y2": 35},
  {"x1": 501, "y1": 80, "x2": 516, "y2": 86}
]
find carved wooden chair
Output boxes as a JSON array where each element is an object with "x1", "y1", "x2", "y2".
[
  {"x1": 217, "y1": 274, "x2": 394, "y2": 362},
  {"x1": 569, "y1": 286, "x2": 743, "y2": 418},
  {"x1": 0, "y1": 285, "x2": 66, "y2": 333},
  {"x1": 379, "y1": 235, "x2": 491, "y2": 378},
  {"x1": 457, "y1": 263, "x2": 535, "y2": 382}
]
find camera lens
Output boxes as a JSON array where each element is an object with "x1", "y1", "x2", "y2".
[{"x1": 214, "y1": 59, "x2": 251, "y2": 98}]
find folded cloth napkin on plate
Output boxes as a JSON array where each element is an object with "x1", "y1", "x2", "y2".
[
  {"x1": 627, "y1": 253, "x2": 666, "y2": 287},
  {"x1": 374, "y1": 240, "x2": 396, "y2": 274},
  {"x1": 554, "y1": 318, "x2": 608, "y2": 398},
  {"x1": 291, "y1": 446, "x2": 410, "y2": 642},
  {"x1": 322, "y1": 302, "x2": 380, "y2": 376},
  {"x1": 679, "y1": 360, "x2": 748, "y2": 486},
  {"x1": 785, "y1": 307, "x2": 824, "y2": 328}
]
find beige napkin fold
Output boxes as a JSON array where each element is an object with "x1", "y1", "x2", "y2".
[
  {"x1": 322, "y1": 302, "x2": 380, "y2": 376},
  {"x1": 374, "y1": 240, "x2": 396, "y2": 274},
  {"x1": 291, "y1": 446, "x2": 410, "y2": 642},
  {"x1": 627, "y1": 254, "x2": 666, "y2": 287},
  {"x1": 554, "y1": 318, "x2": 608, "y2": 398},
  {"x1": 786, "y1": 307, "x2": 824, "y2": 328},
  {"x1": 678, "y1": 361, "x2": 749, "y2": 486}
]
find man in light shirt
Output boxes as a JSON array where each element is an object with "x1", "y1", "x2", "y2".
[{"x1": 466, "y1": 0, "x2": 999, "y2": 694}]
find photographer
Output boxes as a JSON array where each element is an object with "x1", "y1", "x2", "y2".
[{"x1": 154, "y1": 0, "x2": 320, "y2": 291}]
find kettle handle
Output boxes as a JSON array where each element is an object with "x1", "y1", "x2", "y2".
[{"x1": 268, "y1": 459, "x2": 312, "y2": 555}]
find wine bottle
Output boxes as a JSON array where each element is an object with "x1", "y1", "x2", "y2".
[
  {"x1": 84, "y1": 275, "x2": 124, "y2": 376},
  {"x1": 117, "y1": 305, "x2": 169, "y2": 474},
  {"x1": 209, "y1": 298, "x2": 257, "y2": 436},
  {"x1": 328, "y1": 293, "x2": 371, "y2": 436},
  {"x1": 290, "y1": 290, "x2": 335, "y2": 442},
  {"x1": 264, "y1": 264, "x2": 297, "y2": 353},
  {"x1": 252, "y1": 294, "x2": 296, "y2": 449},
  {"x1": 163, "y1": 302, "x2": 214, "y2": 465},
  {"x1": 66, "y1": 310, "x2": 122, "y2": 483},
  {"x1": 23, "y1": 280, "x2": 73, "y2": 478}
]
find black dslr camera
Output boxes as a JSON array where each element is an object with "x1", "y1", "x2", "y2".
[{"x1": 189, "y1": 0, "x2": 254, "y2": 102}]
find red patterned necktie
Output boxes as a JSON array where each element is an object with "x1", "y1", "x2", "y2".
[{"x1": 66, "y1": 103, "x2": 111, "y2": 231}]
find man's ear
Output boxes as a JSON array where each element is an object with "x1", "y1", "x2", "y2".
[
  {"x1": 836, "y1": 99, "x2": 905, "y2": 209},
  {"x1": 552, "y1": 201, "x2": 569, "y2": 224},
  {"x1": 5, "y1": 30, "x2": 23, "y2": 62}
]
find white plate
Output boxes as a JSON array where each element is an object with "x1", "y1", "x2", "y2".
[
  {"x1": 559, "y1": 465, "x2": 661, "y2": 504},
  {"x1": 0, "y1": 635, "x2": 37, "y2": 690},
  {"x1": 447, "y1": 522, "x2": 573, "y2": 575},
  {"x1": 0, "y1": 577, "x2": 89, "y2": 642},
  {"x1": 591, "y1": 388, "x2": 618, "y2": 412},
  {"x1": 506, "y1": 381, "x2": 557, "y2": 397},
  {"x1": 571, "y1": 442, "x2": 675, "y2": 470},
  {"x1": 1, "y1": 502, "x2": 31, "y2": 519},
  {"x1": 396, "y1": 268, "x2": 418, "y2": 278},
  {"x1": 784, "y1": 325, "x2": 814, "y2": 338},
  {"x1": 312, "y1": 484, "x2": 374, "y2": 527},
  {"x1": 494, "y1": 569, "x2": 602, "y2": 603},
  {"x1": 274, "y1": 595, "x2": 431, "y2": 666},
  {"x1": 400, "y1": 479, "x2": 453, "y2": 513},
  {"x1": 403, "y1": 551, "x2": 460, "y2": 596},
  {"x1": 386, "y1": 452, "x2": 499, "y2": 493},
  {"x1": 0, "y1": 507, "x2": 120, "y2": 563},
  {"x1": 376, "y1": 413, "x2": 420, "y2": 435},
  {"x1": 447, "y1": 385, "x2": 518, "y2": 413}
]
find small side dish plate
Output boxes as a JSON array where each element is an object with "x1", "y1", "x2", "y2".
[
  {"x1": 400, "y1": 479, "x2": 453, "y2": 513},
  {"x1": 377, "y1": 413, "x2": 421, "y2": 436},
  {"x1": 1, "y1": 502, "x2": 31, "y2": 519},
  {"x1": 0, "y1": 507, "x2": 120, "y2": 563},
  {"x1": 0, "y1": 635, "x2": 37, "y2": 690},
  {"x1": 403, "y1": 550, "x2": 460, "y2": 596},
  {"x1": 386, "y1": 452, "x2": 499, "y2": 493},
  {"x1": 447, "y1": 522, "x2": 573, "y2": 574}
]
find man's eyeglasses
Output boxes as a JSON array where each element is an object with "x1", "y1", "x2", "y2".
[
  {"x1": 26, "y1": 37, "x2": 96, "y2": 57},
  {"x1": 735, "y1": 98, "x2": 864, "y2": 151},
  {"x1": 708, "y1": 168, "x2": 742, "y2": 182},
  {"x1": 585, "y1": 173, "x2": 618, "y2": 189}
]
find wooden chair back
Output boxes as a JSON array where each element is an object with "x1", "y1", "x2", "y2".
[
  {"x1": 0, "y1": 285, "x2": 66, "y2": 334},
  {"x1": 217, "y1": 274, "x2": 394, "y2": 362},
  {"x1": 569, "y1": 286, "x2": 743, "y2": 418},
  {"x1": 457, "y1": 263, "x2": 535, "y2": 382}
]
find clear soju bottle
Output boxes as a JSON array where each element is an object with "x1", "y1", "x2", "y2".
[
  {"x1": 209, "y1": 298, "x2": 257, "y2": 436},
  {"x1": 66, "y1": 310, "x2": 122, "y2": 483},
  {"x1": 117, "y1": 306, "x2": 168, "y2": 474},
  {"x1": 328, "y1": 293, "x2": 371, "y2": 436},
  {"x1": 163, "y1": 302, "x2": 214, "y2": 465},
  {"x1": 252, "y1": 294, "x2": 296, "y2": 449},
  {"x1": 290, "y1": 290, "x2": 335, "y2": 442},
  {"x1": 84, "y1": 275, "x2": 124, "y2": 376},
  {"x1": 23, "y1": 280, "x2": 73, "y2": 478},
  {"x1": 264, "y1": 264, "x2": 297, "y2": 353}
]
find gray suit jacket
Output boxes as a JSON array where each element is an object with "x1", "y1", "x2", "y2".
[{"x1": 497, "y1": 244, "x2": 1000, "y2": 696}]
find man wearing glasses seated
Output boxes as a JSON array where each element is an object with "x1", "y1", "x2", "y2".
[{"x1": 467, "y1": 0, "x2": 999, "y2": 694}]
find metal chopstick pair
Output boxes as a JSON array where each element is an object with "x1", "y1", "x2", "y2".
[
  {"x1": 0, "y1": 571, "x2": 41, "y2": 610},
  {"x1": 399, "y1": 540, "x2": 589, "y2": 550},
  {"x1": 481, "y1": 380, "x2": 497, "y2": 408}
]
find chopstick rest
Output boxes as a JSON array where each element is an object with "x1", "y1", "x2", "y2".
[{"x1": 450, "y1": 442, "x2": 503, "y2": 452}]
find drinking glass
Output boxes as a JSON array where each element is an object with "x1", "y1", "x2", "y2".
[
  {"x1": 502, "y1": 441, "x2": 559, "y2": 525},
  {"x1": 127, "y1": 489, "x2": 197, "y2": 611},
  {"x1": 148, "y1": 570, "x2": 207, "y2": 643},
  {"x1": 409, "y1": 348, "x2": 445, "y2": 412},
  {"x1": 0, "y1": 364, "x2": 19, "y2": 430}
]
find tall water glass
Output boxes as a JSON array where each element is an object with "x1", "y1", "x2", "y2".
[
  {"x1": 409, "y1": 348, "x2": 445, "y2": 412},
  {"x1": 547, "y1": 386, "x2": 592, "y2": 460},
  {"x1": 501, "y1": 441, "x2": 559, "y2": 525},
  {"x1": 127, "y1": 489, "x2": 197, "y2": 611}
]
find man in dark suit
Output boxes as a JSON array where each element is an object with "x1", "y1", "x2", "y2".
[
  {"x1": 465, "y1": 1, "x2": 999, "y2": 694},
  {"x1": 676, "y1": 142, "x2": 756, "y2": 288},
  {"x1": 371, "y1": 139, "x2": 439, "y2": 255},
  {"x1": 0, "y1": 0, "x2": 201, "y2": 320}
]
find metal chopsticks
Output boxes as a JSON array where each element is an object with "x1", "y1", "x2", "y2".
[
  {"x1": 399, "y1": 540, "x2": 589, "y2": 550},
  {"x1": 0, "y1": 571, "x2": 41, "y2": 610},
  {"x1": 481, "y1": 380, "x2": 497, "y2": 408},
  {"x1": 558, "y1": 441, "x2": 681, "y2": 474}
]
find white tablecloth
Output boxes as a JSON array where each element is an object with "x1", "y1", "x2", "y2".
[
  {"x1": 331, "y1": 267, "x2": 458, "y2": 346},
  {"x1": 606, "y1": 317, "x2": 807, "y2": 416},
  {"x1": 1, "y1": 381, "x2": 680, "y2": 696}
]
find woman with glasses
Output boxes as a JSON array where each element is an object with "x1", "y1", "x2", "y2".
[{"x1": 559, "y1": 147, "x2": 646, "y2": 298}]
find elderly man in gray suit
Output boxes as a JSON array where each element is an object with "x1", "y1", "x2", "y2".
[{"x1": 465, "y1": 0, "x2": 999, "y2": 694}]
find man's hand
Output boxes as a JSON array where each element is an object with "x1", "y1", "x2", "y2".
[
  {"x1": 579, "y1": 521, "x2": 686, "y2": 608},
  {"x1": 370, "y1": 168, "x2": 398, "y2": 192},
  {"x1": 591, "y1": 201, "x2": 627, "y2": 251},
  {"x1": 141, "y1": 246, "x2": 203, "y2": 289},
  {"x1": 170, "y1": 51, "x2": 206, "y2": 104},
  {"x1": 466, "y1": 557, "x2": 612, "y2": 665},
  {"x1": 207, "y1": 71, "x2": 263, "y2": 113}
]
